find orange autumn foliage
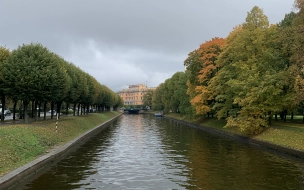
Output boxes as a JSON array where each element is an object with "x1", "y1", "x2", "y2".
[
  {"x1": 197, "y1": 38, "x2": 225, "y2": 84},
  {"x1": 190, "y1": 37, "x2": 225, "y2": 115}
]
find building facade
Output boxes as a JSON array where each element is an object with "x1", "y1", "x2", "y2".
[{"x1": 117, "y1": 84, "x2": 154, "y2": 105}]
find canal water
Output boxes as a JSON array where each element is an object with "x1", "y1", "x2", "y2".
[{"x1": 18, "y1": 114, "x2": 304, "y2": 190}]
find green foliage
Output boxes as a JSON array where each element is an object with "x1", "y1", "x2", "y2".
[
  {"x1": 206, "y1": 6, "x2": 289, "y2": 135},
  {"x1": 152, "y1": 72, "x2": 194, "y2": 117},
  {"x1": 153, "y1": 4, "x2": 304, "y2": 135},
  {"x1": 225, "y1": 115, "x2": 267, "y2": 136},
  {"x1": 3, "y1": 43, "x2": 51, "y2": 102},
  {"x1": 189, "y1": 38, "x2": 225, "y2": 116},
  {"x1": 184, "y1": 50, "x2": 201, "y2": 86},
  {"x1": 64, "y1": 62, "x2": 83, "y2": 104},
  {"x1": 175, "y1": 72, "x2": 195, "y2": 116},
  {"x1": 291, "y1": 4, "x2": 304, "y2": 110},
  {"x1": 0, "y1": 47, "x2": 10, "y2": 121},
  {"x1": 152, "y1": 83, "x2": 165, "y2": 111},
  {"x1": 0, "y1": 43, "x2": 119, "y2": 122},
  {"x1": 143, "y1": 89, "x2": 153, "y2": 109}
]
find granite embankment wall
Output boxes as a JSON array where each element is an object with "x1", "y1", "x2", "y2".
[
  {"x1": 0, "y1": 114, "x2": 122, "y2": 190},
  {"x1": 165, "y1": 116, "x2": 304, "y2": 159}
]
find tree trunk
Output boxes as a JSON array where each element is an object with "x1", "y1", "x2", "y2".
[
  {"x1": 66, "y1": 102, "x2": 69, "y2": 115},
  {"x1": 73, "y1": 103, "x2": 76, "y2": 116},
  {"x1": 275, "y1": 114, "x2": 277, "y2": 121},
  {"x1": 56, "y1": 101, "x2": 62, "y2": 119},
  {"x1": 38, "y1": 102, "x2": 41, "y2": 118},
  {"x1": 77, "y1": 104, "x2": 80, "y2": 116},
  {"x1": 30, "y1": 101, "x2": 34, "y2": 118},
  {"x1": 18, "y1": 101, "x2": 23, "y2": 119},
  {"x1": 291, "y1": 112, "x2": 294, "y2": 121},
  {"x1": 1, "y1": 95, "x2": 5, "y2": 122},
  {"x1": 268, "y1": 111, "x2": 272, "y2": 125},
  {"x1": 13, "y1": 100, "x2": 17, "y2": 121},
  {"x1": 34, "y1": 100, "x2": 38, "y2": 121},
  {"x1": 280, "y1": 111, "x2": 284, "y2": 120},
  {"x1": 284, "y1": 110, "x2": 287, "y2": 122},
  {"x1": 51, "y1": 102, "x2": 55, "y2": 119},
  {"x1": 24, "y1": 101, "x2": 29, "y2": 124},
  {"x1": 43, "y1": 101, "x2": 47, "y2": 120}
]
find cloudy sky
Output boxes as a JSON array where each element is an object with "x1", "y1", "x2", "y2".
[{"x1": 0, "y1": 0, "x2": 295, "y2": 92}]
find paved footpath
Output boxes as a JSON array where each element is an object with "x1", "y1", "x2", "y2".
[{"x1": 0, "y1": 113, "x2": 74, "y2": 126}]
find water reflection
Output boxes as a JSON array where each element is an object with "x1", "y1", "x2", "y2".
[{"x1": 19, "y1": 114, "x2": 304, "y2": 190}]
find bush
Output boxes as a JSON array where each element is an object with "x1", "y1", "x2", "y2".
[{"x1": 225, "y1": 116, "x2": 267, "y2": 136}]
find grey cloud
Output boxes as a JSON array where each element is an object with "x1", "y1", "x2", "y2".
[{"x1": 0, "y1": 0, "x2": 295, "y2": 91}]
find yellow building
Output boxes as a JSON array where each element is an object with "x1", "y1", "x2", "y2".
[{"x1": 117, "y1": 84, "x2": 154, "y2": 105}]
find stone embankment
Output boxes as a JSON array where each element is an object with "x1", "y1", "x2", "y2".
[
  {"x1": 0, "y1": 113, "x2": 122, "y2": 190},
  {"x1": 164, "y1": 116, "x2": 304, "y2": 159}
]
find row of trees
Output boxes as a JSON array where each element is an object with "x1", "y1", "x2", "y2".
[
  {"x1": 0, "y1": 43, "x2": 123, "y2": 123},
  {"x1": 145, "y1": 1, "x2": 304, "y2": 135}
]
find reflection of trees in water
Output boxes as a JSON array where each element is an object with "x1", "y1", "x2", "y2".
[
  {"x1": 158, "y1": 119, "x2": 304, "y2": 190},
  {"x1": 22, "y1": 120, "x2": 119, "y2": 190},
  {"x1": 191, "y1": 134, "x2": 304, "y2": 190}
]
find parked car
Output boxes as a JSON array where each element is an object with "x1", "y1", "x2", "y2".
[
  {"x1": 48, "y1": 110, "x2": 57, "y2": 115},
  {"x1": 4, "y1": 110, "x2": 11, "y2": 116}
]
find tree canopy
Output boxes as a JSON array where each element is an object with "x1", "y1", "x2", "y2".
[
  {"x1": 0, "y1": 43, "x2": 122, "y2": 123},
  {"x1": 153, "y1": 4, "x2": 304, "y2": 135}
]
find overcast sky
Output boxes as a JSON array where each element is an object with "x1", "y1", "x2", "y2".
[{"x1": 0, "y1": 0, "x2": 295, "y2": 92}]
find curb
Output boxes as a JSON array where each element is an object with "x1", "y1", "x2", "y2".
[
  {"x1": 0, "y1": 113, "x2": 122, "y2": 190},
  {"x1": 164, "y1": 116, "x2": 304, "y2": 159}
]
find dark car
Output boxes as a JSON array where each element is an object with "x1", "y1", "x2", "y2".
[
  {"x1": 4, "y1": 110, "x2": 11, "y2": 116},
  {"x1": 48, "y1": 110, "x2": 57, "y2": 115}
]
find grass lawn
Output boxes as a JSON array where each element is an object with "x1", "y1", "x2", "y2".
[
  {"x1": 0, "y1": 111, "x2": 120, "y2": 177},
  {"x1": 254, "y1": 121, "x2": 304, "y2": 151},
  {"x1": 165, "y1": 113, "x2": 304, "y2": 152}
]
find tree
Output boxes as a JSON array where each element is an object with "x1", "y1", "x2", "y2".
[
  {"x1": 82, "y1": 73, "x2": 97, "y2": 114},
  {"x1": 150, "y1": 72, "x2": 193, "y2": 116},
  {"x1": 3, "y1": 43, "x2": 54, "y2": 123},
  {"x1": 292, "y1": 1, "x2": 304, "y2": 121},
  {"x1": 48, "y1": 54, "x2": 70, "y2": 119},
  {"x1": 164, "y1": 76, "x2": 177, "y2": 113},
  {"x1": 211, "y1": 6, "x2": 286, "y2": 135},
  {"x1": 190, "y1": 38, "x2": 225, "y2": 116},
  {"x1": 184, "y1": 50, "x2": 202, "y2": 107},
  {"x1": 143, "y1": 89, "x2": 154, "y2": 109},
  {"x1": 208, "y1": 25, "x2": 243, "y2": 119},
  {"x1": 152, "y1": 83, "x2": 165, "y2": 111},
  {"x1": 276, "y1": 12, "x2": 297, "y2": 121},
  {"x1": 0, "y1": 47, "x2": 10, "y2": 121},
  {"x1": 101, "y1": 85, "x2": 114, "y2": 111},
  {"x1": 113, "y1": 93, "x2": 123, "y2": 111},
  {"x1": 64, "y1": 63, "x2": 81, "y2": 115},
  {"x1": 172, "y1": 71, "x2": 194, "y2": 117}
]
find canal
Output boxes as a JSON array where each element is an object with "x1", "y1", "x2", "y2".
[{"x1": 18, "y1": 114, "x2": 304, "y2": 190}]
